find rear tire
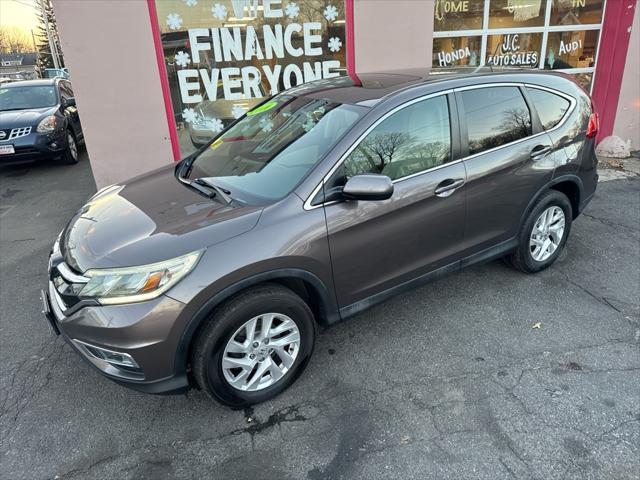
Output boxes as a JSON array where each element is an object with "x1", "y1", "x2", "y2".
[
  {"x1": 508, "y1": 190, "x2": 572, "y2": 273},
  {"x1": 61, "y1": 130, "x2": 79, "y2": 165},
  {"x1": 191, "y1": 284, "x2": 316, "y2": 407}
]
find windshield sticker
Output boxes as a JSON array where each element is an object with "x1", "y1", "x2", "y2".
[
  {"x1": 209, "y1": 138, "x2": 223, "y2": 150},
  {"x1": 247, "y1": 101, "x2": 278, "y2": 116}
]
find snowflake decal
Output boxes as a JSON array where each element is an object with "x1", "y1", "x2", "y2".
[
  {"x1": 231, "y1": 104, "x2": 246, "y2": 119},
  {"x1": 211, "y1": 3, "x2": 228, "y2": 20},
  {"x1": 209, "y1": 118, "x2": 224, "y2": 133},
  {"x1": 174, "y1": 51, "x2": 191, "y2": 68},
  {"x1": 166, "y1": 13, "x2": 183, "y2": 30},
  {"x1": 259, "y1": 117, "x2": 274, "y2": 133},
  {"x1": 327, "y1": 37, "x2": 342, "y2": 53},
  {"x1": 183, "y1": 0, "x2": 197, "y2": 6},
  {"x1": 323, "y1": 4, "x2": 338, "y2": 22},
  {"x1": 302, "y1": 118, "x2": 316, "y2": 132},
  {"x1": 284, "y1": 2, "x2": 300, "y2": 19},
  {"x1": 182, "y1": 108, "x2": 197, "y2": 124}
]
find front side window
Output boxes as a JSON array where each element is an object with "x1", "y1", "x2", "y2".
[
  {"x1": 527, "y1": 87, "x2": 571, "y2": 130},
  {"x1": 188, "y1": 94, "x2": 364, "y2": 204},
  {"x1": 341, "y1": 95, "x2": 451, "y2": 181},
  {"x1": 461, "y1": 87, "x2": 532, "y2": 156},
  {"x1": 59, "y1": 81, "x2": 73, "y2": 101}
]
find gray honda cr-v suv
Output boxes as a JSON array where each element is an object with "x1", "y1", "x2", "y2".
[{"x1": 43, "y1": 69, "x2": 599, "y2": 407}]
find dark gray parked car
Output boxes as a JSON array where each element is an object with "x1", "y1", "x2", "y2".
[
  {"x1": 0, "y1": 78, "x2": 83, "y2": 165},
  {"x1": 43, "y1": 69, "x2": 599, "y2": 407}
]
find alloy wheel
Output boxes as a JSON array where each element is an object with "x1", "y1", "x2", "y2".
[
  {"x1": 68, "y1": 133, "x2": 78, "y2": 160},
  {"x1": 222, "y1": 313, "x2": 300, "y2": 391},
  {"x1": 529, "y1": 206, "x2": 565, "y2": 262}
]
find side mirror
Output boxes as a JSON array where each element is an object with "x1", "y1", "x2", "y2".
[{"x1": 342, "y1": 174, "x2": 394, "y2": 201}]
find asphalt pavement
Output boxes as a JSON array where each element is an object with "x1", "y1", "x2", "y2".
[{"x1": 1, "y1": 154, "x2": 638, "y2": 480}]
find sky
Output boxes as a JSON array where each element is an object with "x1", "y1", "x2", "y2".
[{"x1": 0, "y1": 0, "x2": 39, "y2": 35}]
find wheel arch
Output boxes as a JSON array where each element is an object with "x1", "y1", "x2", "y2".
[
  {"x1": 548, "y1": 178, "x2": 582, "y2": 219},
  {"x1": 520, "y1": 175, "x2": 584, "y2": 229},
  {"x1": 174, "y1": 268, "x2": 339, "y2": 378}
]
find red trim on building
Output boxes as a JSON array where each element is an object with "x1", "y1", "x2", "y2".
[
  {"x1": 147, "y1": 0, "x2": 182, "y2": 161},
  {"x1": 591, "y1": 0, "x2": 636, "y2": 141},
  {"x1": 345, "y1": 0, "x2": 356, "y2": 75}
]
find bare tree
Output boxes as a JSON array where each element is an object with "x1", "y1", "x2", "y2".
[
  {"x1": 345, "y1": 132, "x2": 415, "y2": 177},
  {"x1": 0, "y1": 26, "x2": 33, "y2": 54},
  {"x1": 502, "y1": 107, "x2": 531, "y2": 137}
]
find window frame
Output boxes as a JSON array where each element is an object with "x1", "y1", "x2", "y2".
[
  {"x1": 454, "y1": 82, "x2": 577, "y2": 161},
  {"x1": 304, "y1": 90, "x2": 460, "y2": 210}
]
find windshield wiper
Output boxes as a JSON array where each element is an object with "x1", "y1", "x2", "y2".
[
  {"x1": 194, "y1": 178, "x2": 233, "y2": 205},
  {"x1": 174, "y1": 155, "x2": 233, "y2": 205}
]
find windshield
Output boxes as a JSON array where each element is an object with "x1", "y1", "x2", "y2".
[
  {"x1": 187, "y1": 94, "x2": 365, "y2": 204},
  {"x1": 0, "y1": 85, "x2": 58, "y2": 111}
]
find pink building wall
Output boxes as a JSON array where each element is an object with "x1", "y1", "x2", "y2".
[
  {"x1": 352, "y1": 0, "x2": 434, "y2": 72},
  {"x1": 53, "y1": 0, "x2": 175, "y2": 188}
]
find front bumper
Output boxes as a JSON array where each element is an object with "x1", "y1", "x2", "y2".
[
  {"x1": 42, "y1": 278, "x2": 191, "y2": 394},
  {"x1": 0, "y1": 128, "x2": 69, "y2": 164}
]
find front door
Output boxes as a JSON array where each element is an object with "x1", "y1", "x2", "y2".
[{"x1": 322, "y1": 94, "x2": 467, "y2": 308}]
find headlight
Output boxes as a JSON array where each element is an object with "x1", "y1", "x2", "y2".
[
  {"x1": 79, "y1": 250, "x2": 203, "y2": 305},
  {"x1": 36, "y1": 115, "x2": 60, "y2": 133}
]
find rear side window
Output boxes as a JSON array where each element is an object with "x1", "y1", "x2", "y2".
[
  {"x1": 527, "y1": 87, "x2": 571, "y2": 130},
  {"x1": 342, "y1": 95, "x2": 451, "y2": 181},
  {"x1": 460, "y1": 87, "x2": 532, "y2": 156}
]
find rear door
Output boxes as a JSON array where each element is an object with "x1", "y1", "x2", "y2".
[
  {"x1": 456, "y1": 84, "x2": 555, "y2": 254},
  {"x1": 321, "y1": 93, "x2": 467, "y2": 308}
]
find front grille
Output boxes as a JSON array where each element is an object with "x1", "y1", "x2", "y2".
[
  {"x1": 5, "y1": 127, "x2": 32, "y2": 141},
  {"x1": 50, "y1": 262, "x2": 88, "y2": 310}
]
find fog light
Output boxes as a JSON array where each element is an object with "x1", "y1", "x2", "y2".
[
  {"x1": 73, "y1": 340, "x2": 140, "y2": 368},
  {"x1": 50, "y1": 142, "x2": 58, "y2": 148}
]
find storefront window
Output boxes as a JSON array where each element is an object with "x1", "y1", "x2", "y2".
[
  {"x1": 544, "y1": 30, "x2": 599, "y2": 69},
  {"x1": 488, "y1": 0, "x2": 547, "y2": 29},
  {"x1": 432, "y1": 0, "x2": 606, "y2": 93},
  {"x1": 486, "y1": 33, "x2": 542, "y2": 67},
  {"x1": 433, "y1": 36, "x2": 482, "y2": 67},
  {"x1": 434, "y1": 0, "x2": 484, "y2": 31},
  {"x1": 153, "y1": 0, "x2": 347, "y2": 155},
  {"x1": 549, "y1": 0, "x2": 603, "y2": 26}
]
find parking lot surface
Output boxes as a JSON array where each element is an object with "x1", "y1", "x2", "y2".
[{"x1": 1, "y1": 156, "x2": 638, "y2": 480}]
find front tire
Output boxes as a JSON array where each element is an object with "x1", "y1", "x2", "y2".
[
  {"x1": 508, "y1": 190, "x2": 572, "y2": 273},
  {"x1": 61, "y1": 130, "x2": 79, "y2": 165},
  {"x1": 191, "y1": 284, "x2": 316, "y2": 407}
]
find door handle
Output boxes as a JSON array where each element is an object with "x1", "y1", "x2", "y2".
[
  {"x1": 530, "y1": 145, "x2": 552, "y2": 160},
  {"x1": 435, "y1": 178, "x2": 465, "y2": 198}
]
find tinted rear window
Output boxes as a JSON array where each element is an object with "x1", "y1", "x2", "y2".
[
  {"x1": 527, "y1": 87, "x2": 571, "y2": 130},
  {"x1": 460, "y1": 86, "x2": 532, "y2": 156}
]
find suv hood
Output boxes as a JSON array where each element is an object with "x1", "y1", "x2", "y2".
[
  {"x1": 0, "y1": 106, "x2": 57, "y2": 128},
  {"x1": 62, "y1": 165, "x2": 263, "y2": 272}
]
